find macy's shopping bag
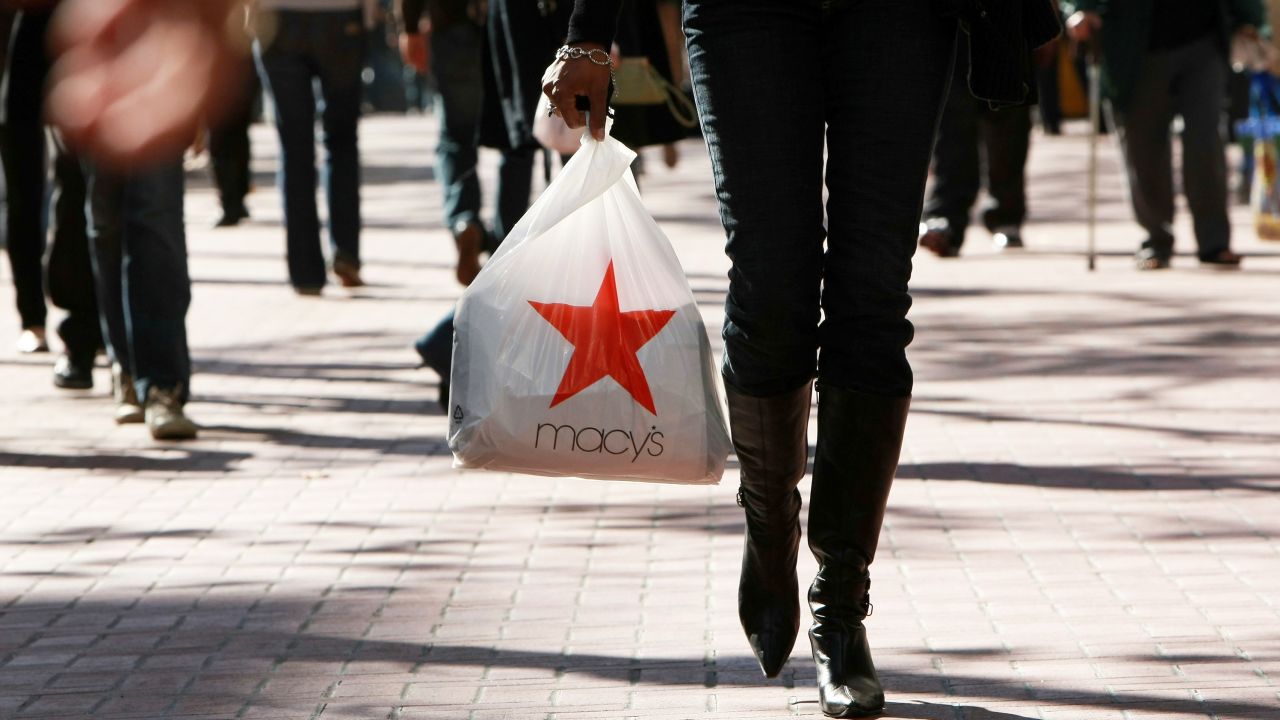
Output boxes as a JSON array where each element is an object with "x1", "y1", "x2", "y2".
[{"x1": 448, "y1": 133, "x2": 731, "y2": 484}]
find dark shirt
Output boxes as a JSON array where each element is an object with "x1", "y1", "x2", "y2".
[
  {"x1": 567, "y1": 0, "x2": 621, "y2": 46},
  {"x1": 1148, "y1": 0, "x2": 1217, "y2": 50}
]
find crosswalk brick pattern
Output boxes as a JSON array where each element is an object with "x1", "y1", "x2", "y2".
[{"x1": 1, "y1": 117, "x2": 1278, "y2": 719}]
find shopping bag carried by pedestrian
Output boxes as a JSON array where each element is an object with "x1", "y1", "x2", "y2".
[
  {"x1": 449, "y1": 128, "x2": 732, "y2": 484},
  {"x1": 1236, "y1": 70, "x2": 1280, "y2": 241}
]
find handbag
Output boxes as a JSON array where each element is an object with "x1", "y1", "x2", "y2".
[{"x1": 612, "y1": 57, "x2": 699, "y2": 128}]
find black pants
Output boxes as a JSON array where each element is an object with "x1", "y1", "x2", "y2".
[
  {"x1": 922, "y1": 36, "x2": 1031, "y2": 249},
  {"x1": 684, "y1": 0, "x2": 956, "y2": 398},
  {"x1": 1112, "y1": 36, "x2": 1230, "y2": 260},
  {"x1": 0, "y1": 10, "x2": 100, "y2": 354},
  {"x1": 209, "y1": 66, "x2": 260, "y2": 217}
]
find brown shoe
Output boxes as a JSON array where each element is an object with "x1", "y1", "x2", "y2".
[
  {"x1": 332, "y1": 257, "x2": 365, "y2": 288},
  {"x1": 453, "y1": 221, "x2": 484, "y2": 286},
  {"x1": 918, "y1": 219, "x2": 959, "y2": 258},
  {"x1": 1199, "y1": 249, "x2": 1242, "y2": 269}
]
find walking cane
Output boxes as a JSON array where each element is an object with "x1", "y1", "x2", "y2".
[{"x1": 1086, "y1": 37, "x2": 1101, "y2": 271}]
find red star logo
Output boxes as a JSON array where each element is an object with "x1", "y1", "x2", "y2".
[{"x1": 529, "y1": 261, "x2": 676, "y2": 414}]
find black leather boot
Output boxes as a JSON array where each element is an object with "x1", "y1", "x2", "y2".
[
  {"x1": 807, "y1": 384, "x2": 909, "y2": 717},
  {"x1": 727, "y1": 382, "x2": 812, "y2": 678}
]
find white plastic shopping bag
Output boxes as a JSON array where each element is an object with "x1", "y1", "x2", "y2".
[
  {"x1": 533, "y1": 94, "x2": 586, "y2": 156},
  {"x1": 449, "y1": 132, "x2": 731, "y2": 484}
]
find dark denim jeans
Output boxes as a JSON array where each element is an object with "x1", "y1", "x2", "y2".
[
  {"x1": 256, "y1": 9, "x2": 364, "y2": 288},
  {"x1": 415, "y1": 147, "x2": 536, "y2": 381},
  {"x1": 87, "y1": 162, "x2": 192, "y2": 402},
  {"x1": 684, "y1": 0, "x2": 956, "y2": 398},
  {"x1": 432, "y1": 21, "x2": 485, "y2": 232}
]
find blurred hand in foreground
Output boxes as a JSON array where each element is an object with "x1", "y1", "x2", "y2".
[{"x1": 44, "y1": 0, "x2": 246, "y2": 169}]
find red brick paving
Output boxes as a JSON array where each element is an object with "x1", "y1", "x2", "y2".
[{"x1": 1, "y1": 116, "x2": 1278, "y2": 719}]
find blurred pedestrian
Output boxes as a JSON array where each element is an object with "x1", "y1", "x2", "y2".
[
  {"x1": 403, "y1": 0, "x2": 565, "y2": 410},
  {"x1": 209, "y1": 27, "x2": 261, "y2": 229},
  {"x1": 254, "y1": 0, "x2": 369, "y2": 294},
  {"x1": 1066, "y1": 0, "x2": 1263, "y2": 270},
  {"x1": 1, "y1": 7, "x2": 103, "y2": 390},
  {"x1": 919, "y1": 33, "x2": 1034, "y2": 258},
  {"x1": 547, "y1": 0, "x2": 1058, "y2": 716}
]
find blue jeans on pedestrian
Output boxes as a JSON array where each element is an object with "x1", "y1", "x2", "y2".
[
  {"x1": 684, "y1": 0, "x2": 956, "y2": 398},
  {"x1": 432, "y1": 21, "x2": 485, "y2": 233},
  {"x1": 255, "y1": 9, "x2": 364, "y2": 289},
  {"x1": 87, "y1": 162, "x2": 192, "y2": 403}
]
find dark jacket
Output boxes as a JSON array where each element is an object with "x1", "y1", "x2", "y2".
[
  {"x1": 568, "y1": 0, "x2": 1061, "y2": 107},
  {"x1": 1062, "y1": 0, "x2": 1264, "y2": 112}
]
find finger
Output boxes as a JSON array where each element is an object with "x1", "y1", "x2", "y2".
[
  {"x1": 587, "y1": 86, "x2": 606, "y2": 141},
  {"x1": 557, "y1": 86, "x2": 584, "y2": 130}
]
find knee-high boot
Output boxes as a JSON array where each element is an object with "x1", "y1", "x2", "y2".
[
  {"x1": 727, "y1": 382, "x2": 812, "y2": 678},
  {"x1": 807, "y1": 384, "x2": 909, "y2": 717}
]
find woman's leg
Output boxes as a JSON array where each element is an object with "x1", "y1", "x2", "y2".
[
  {"x1": 810, "y1": 0, "x2": 956, "y2": 716},
  {"x1": 685, "y1": 0, "x2": 825, "y2": 679},
  {"x1": 2, "y1": 11, "x2": 51, "y2": 335},
  {"x1": 256, "y1": 17, "x2": 325, "y2": 290},
  {"x1": 316, "y1": 10, "x2": 364, "y2": 273}
]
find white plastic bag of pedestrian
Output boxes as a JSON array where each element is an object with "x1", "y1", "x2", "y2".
[
  {"x1": 533, "y1": 94, "x2": 586, "y2": 156},
  {"x1": 448, "y1": 125, "x2": 730, "y2": 484}
]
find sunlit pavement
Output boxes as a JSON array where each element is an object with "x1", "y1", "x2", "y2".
[{"x1": 1, "y1": 115, "x2": 1277, "y2": 719}]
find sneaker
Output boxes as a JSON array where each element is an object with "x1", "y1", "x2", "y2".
[
  {"x1": 144, "y1": 386, "x2": 198, "y2": 440},
  {"x1": 53, "y1": 353, "x2": 95, "y2": 390},
  {"x1": 918, "y1": 218, "x2": 960, "y2": 258},
  {"x1": 293, "y1": 285, "x2": 323, "y2": 297},
  {"x1": 16, "y1": 327, "x2": 49, "y2": 354},
  {"x1": 112, "y1": 364, "x2": 145, "y2": 424},
  {"x1": 991, "y1": 225, "x2": 1024, "y2": 251},
  {"x1": 332, "y1": 256, "x2": 365, "y2": 288}
]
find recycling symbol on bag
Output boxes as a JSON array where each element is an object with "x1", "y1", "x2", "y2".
[{"x1": 529, "y1": 261, "x2": 675, "y2": 415}]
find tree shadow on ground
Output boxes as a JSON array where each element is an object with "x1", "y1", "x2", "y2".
[{"x1": 1, "y1": 592, "x2": 1273, "y2": 720}]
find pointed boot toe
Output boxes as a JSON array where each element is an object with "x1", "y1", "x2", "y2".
[{"x1": 745, "y1": 624, "x2": 798, "y2": 678}]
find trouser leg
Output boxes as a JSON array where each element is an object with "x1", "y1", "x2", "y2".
[
  {"x1": 317, "y1": 10, "x2": 364, "y2": 268},
  {"x1": 979, "y1": 103, "x2": 1031, "y2": 233},
  {"x1": 256, "y1": 23, "x2": 326, "y2": 288},
  {"x1": 1173, "y1": 37, "x2": 1231, "y2": 259},
  {"x1": 492, "y1": 146, "x2": 535, "y2": 245},
  {"x1": 1112, "y1": 51, "x2": 1177, "y2": 256},
  {"x1": 430, "y1": 22, "x2": 485, "y2": 233},
  {"x1": 685, "y1": 0, "x2": 826, "y2": 398},
  {"x1": 1, "y1": 10, "x2": 50, "y2": 330},
  {"x1": 922, "y1": 37, "x2": 979, "y2": 248},
  {"x1": 46, "y1": 138, "x2": 100, "y2": 358}
]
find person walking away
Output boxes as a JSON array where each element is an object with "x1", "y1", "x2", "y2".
[
  {"x1": 1065, "y1": 0, "x2": 1262, "y2": 270},
  {"x1": 402, "y1": 0, "x2": 565, "y2": 410},
  {"x1": 548, "y1": 0, "x2": 1059, "y2": 716},
  {"x1": 210, "y1": 16, "x2": 261, "y2": 229},
  {"x1": 254, "y1": 0, "x2": 368, "y2": 294},
  {"x1": 919, "y1": 32, "x2": 1035, "y2": 258}
]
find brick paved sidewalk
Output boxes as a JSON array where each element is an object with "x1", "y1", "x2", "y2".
[{"x1": 1, "y1": 116, "x2": 1277, "y2": 720}]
